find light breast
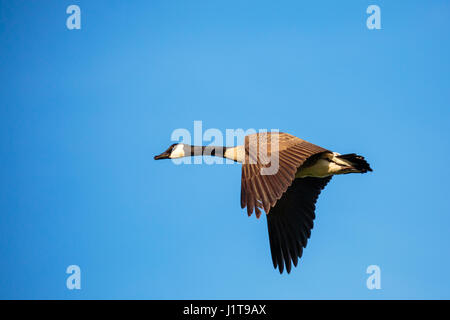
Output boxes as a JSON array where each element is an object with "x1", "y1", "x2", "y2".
[{"x1": 224, "y1": 145, "x2": 245, "y2": 163}]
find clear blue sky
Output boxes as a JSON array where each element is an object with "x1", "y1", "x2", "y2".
[{"x1": 1, "y1": 0, "x2": 450, "y2": 299}]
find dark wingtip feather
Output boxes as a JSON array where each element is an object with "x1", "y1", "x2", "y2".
[{"x1": 266, "y1": 177, "x2": 332, "y2": 275}]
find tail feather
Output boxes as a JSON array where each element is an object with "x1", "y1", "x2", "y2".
[{"x1": 337, "y1": 153, "x2": 373, "y2": 173}]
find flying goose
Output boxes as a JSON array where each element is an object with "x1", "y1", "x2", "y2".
[{"x1": 154, "y1": 132, "x2": 372, "y2": 274}]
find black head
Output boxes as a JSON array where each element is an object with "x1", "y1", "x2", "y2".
[{"x1": 154, "y1": 143, "x2": 180, "y2": 160}]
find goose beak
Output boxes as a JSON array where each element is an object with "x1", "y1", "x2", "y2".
[{"x1": 154, "y1": 152, "x2": 170, "y2": 160}]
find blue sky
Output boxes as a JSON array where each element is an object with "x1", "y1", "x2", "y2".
[{"x1": 1, "y1": 0, "x2": 450, "y2": 299}]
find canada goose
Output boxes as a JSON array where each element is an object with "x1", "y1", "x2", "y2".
[{"x1": 154, "y1": 132, "x2": 372, "y2": 274}]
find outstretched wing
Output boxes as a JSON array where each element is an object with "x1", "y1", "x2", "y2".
[
  {"x1": 267, "y1": 176, "x2": 332, "y2": 274},
  {"x1": 240, "y1": 132, "x2": 328, "y2": 218}
]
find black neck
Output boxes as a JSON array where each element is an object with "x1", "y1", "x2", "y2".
[{"x1": 190, "y1": 145, "x2": 228, "y2": 158}]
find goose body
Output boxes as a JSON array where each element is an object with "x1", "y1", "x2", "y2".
[{"x1": 154, "y1": 132, "x2": 372, "y2": 274}]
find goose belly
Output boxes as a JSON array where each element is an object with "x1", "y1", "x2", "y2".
[
  {"x1": 295, "y1": 152, "x2": 352, "y2": 178},
  {"x1": 296, "y1": 159, "x2": 336, "y2": 178}
]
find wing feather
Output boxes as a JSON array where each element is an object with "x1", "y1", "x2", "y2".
[
  {"x1": 241, "y1": 132, "x2": 329, "y2": 217},
  {"x1": 266, "y1": 177, "x2": 332, "y2": 274}
]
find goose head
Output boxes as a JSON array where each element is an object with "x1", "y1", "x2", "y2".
[{"x1": 154, "y1": 143, "x2": 187, "y2": 160}]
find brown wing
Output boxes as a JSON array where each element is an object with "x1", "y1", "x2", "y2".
[
  {"x1": 267, "y1": 176, "x2": 332, "y2": 274},
  {"x1": 240, "y1": 132, "x2": 329, "y2": 218}
]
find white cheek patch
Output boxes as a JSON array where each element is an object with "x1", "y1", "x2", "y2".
[{"x1": 169, "y1": 144, "x2": 185, "y2": 158}]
